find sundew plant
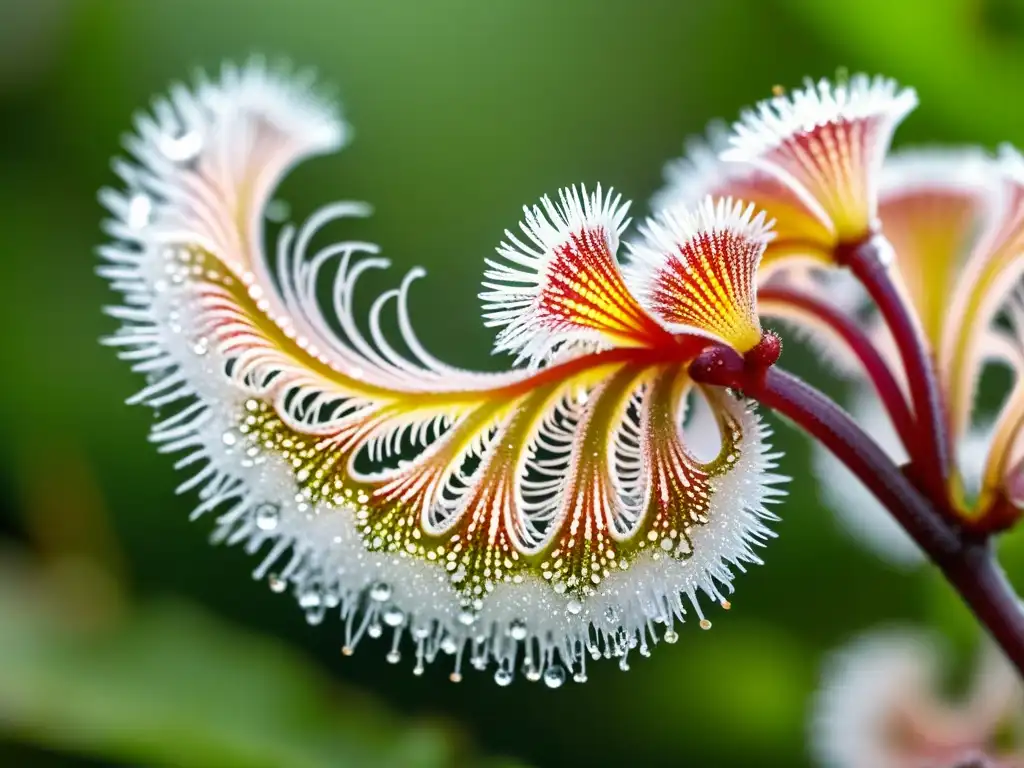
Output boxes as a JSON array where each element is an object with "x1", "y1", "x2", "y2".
[{"x1": 100, "y1": 60, "x2": 1024, "y2": 687}]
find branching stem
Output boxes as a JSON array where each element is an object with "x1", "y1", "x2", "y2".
[{"x1": 689, "y1": 347, "x2": 1024, "y2": 677}]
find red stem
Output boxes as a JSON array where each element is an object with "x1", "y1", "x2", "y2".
[
  {"x1": 837, "y1": 236, "x2": 951, "y2": 508},
  {"x1": 689, "y1": 346, "x2": 1024, "y2": 678},
  {"x1": 760, "y1": 285, "x2": 916, "y2": 450}
]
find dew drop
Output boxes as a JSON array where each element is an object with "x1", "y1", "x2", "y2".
[
  {"x1": 457, "y1": 609, "x2": 477, "y2": 626},
  {"x1": 440, "y1": 636, "x2": 458, "y2": 655},
  {"x1": 386, "y1": 650, "x2": 401, "y2": 664},
  {"x1": 222, "y1": 430, "x2": 238, "y2": 447},
  {"x1": 509, "y1": 619, "x2": 528, "y2": 641},
  {"x1": 127, "y1": 193, "x2": 153, "y2": 230},
  {"x1": 543, "y1": 665, "x2": 566, "y2": 689},
  {"x1": 494, "y1": 668, "x2": 513, "y2": 686},
  {"x1": 573, "y1": 672, "x2": 588, "y2": 684},
  {"x1": 367, "y1": 622, "x2": 383, "y2": 639},
  {"x1": 659, "y1": 537, "x2": 674, "y2": 552},
  {"x1": 254, "y1": 502, "x2": 280, "y2": 531},
  {"x1": 298, "y1": 589, "x2": 321, "y2": 609},
  {"x1": 268, "y1": 574, "x2": 287, "y2": 593},
  {"x1": 382, "y1": 606, "x2": 406, "y2": 627},
  {"x1": 159, "y1": 129, "x2": 203, "y2": 163},
  {"x1": 369, "y1": 582, "x2": 392, "y2": 602},
  {"x1": 566, "y1": 599, "x2": 583, "y2": 616},
  {"x1": 264, "y1": 198, "x2": 291, "y2": 223}
]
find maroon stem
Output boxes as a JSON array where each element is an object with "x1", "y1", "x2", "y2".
[
  {"x1": 760, "y1": 286, "x2": 916, "y2": 450},
  {"x1": 837, "y1": 236, "x2": 951, "y2": 507},
  {"x1": 690, "y1": 346, "x2": 1024, "y2": 677}
]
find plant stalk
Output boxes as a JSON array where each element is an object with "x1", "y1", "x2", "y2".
[
  {"x1": 836, "y1": 235, "x2": 951, "y2": 509},
  {"x1": 689, "y1": 346, "x2": 1024, "y2": 677}
]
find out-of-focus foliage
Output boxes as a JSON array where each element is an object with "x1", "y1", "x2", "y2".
[
  {"x1": 0, "y1": 550, "x2": 512, "y2": 768},
  {"x1": 2, "y1": 1, "x2": 1024, "y2": 766}
]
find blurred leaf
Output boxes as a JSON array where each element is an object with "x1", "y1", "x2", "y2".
[
  {"x1": 0, "y1": 550, "x2": 522, "y2": 768},
  {"x1": 784, "y1": 0, "x2": 1024, "y2": 146}
]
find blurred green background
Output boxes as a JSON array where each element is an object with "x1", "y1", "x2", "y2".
[{"x1": 3, "y1": 0, "x2": 1024, "y2": 765}]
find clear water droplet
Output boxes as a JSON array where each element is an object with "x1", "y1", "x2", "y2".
[
  {"x1": 254, "y1": 503, "x2": 280, "y2": 531},
  {"x1": 386, "y1": 650, "x2": 401, "y2": 664},
  {"x1": 573, "y1": 672, "x2": 588, "y2": 683},
  {"x1": 298, "y1": 589, "x2": 321, "y2": 609},
  {"x1": 127, "y1": 193, "x2": 153, "y2": 230},
  {"x1": 457, "y1": 609, "x2": 476, "y2": 626},
  {"x1": 222, "y1": 430, "x2": 238, "y2": 447},
  {"x1": 268, "y1": 574, "x2": 286, "y2": 593},
  {"x1": 369, "y1": 582, "x2": 392, "y2": 602},
  {"x1": 367, "y1": 622, "x2": 382, "y2": 639},
  {"x1": 264, "y1": 198, "x2": 291, "y2": 223},
  {"x1": 440, "y1": 636, "x2": 458, "y2": 655},
  {"x1": 382, "y1": 606, "x2": 406, "y2": 627},
  {"x1": 494, "y1": 668, "x2": 513, "y2": 686},
  {"x1": 159, "y1": 129, "x2": 203, "y2": 163},
  {"x1": 543, "y1": 665, "x2": 566, "y2": 689},
  {"x1": 566, "y1": 599, "x2": 583, "y2": 615},
  {"x1": 509, "y1": 619, "x2": 528, "y2": 641}
]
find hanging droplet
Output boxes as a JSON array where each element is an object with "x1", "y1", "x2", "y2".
[
  {"x1": 663, "y1": 629, "x2": 679, "y2": 644},
  {"x1": 494, "y1": 668, "x2": 513, "y2": 686},
  {"x1": 222, "y1": 430, "x2": 238, "y2": 447},
  {"x1": 699, "y1": 619, "x2": 712, "y2": 630},
  {"x1": 298, "y1": 589, "x2": 321, "y2": 609},
  {"x1": 573, "y1": 672, "x2": 588, "y2": 683},
  {"x1": 382, "y1": 605, "x2": 406, "y2": 627},
  {"x1": 543, "y1": 665, "x2": 566, "y2": 689},
  {"x1": 127, "y1": 193, "x2": 153, "y2": 230},
  {"x1": 159, "y1": 129, "x2": 203, "y2": 163},
  {"x1": 440, "y1": 636, "x2": 458, "y2": 655},
  {"x1": 367, "y1": 622, "x2": 383, "y2": 639},
  {"x1": 566, "y1": 599, "x2": 583, "y2": 616},
  {"x1": 386, "y1": 650, "x2": 401, "y2": 664},
  {"x1": 254, "y1": 503, "x2": 280, "y2": 531},
  {"x1": 264, "y1": 198, "x2": 291, "y2": 222},
  {"x1": 369, "y1": 582, "x2": 392, "y2": 602},
  {"x1": 267, "y1": 574, "x2": 287, "y2": 593},
  {"x1": 509, "y1": 619, "x2": 528, "y2": 641},
  {"x1": 457, "y1": 609, "x2": 477, "y2": 626}
]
